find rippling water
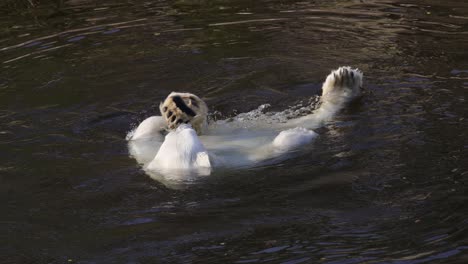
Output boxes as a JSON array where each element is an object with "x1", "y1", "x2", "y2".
[{"x1": 1, "y1": 0, "x2": 467, "y2": 263}]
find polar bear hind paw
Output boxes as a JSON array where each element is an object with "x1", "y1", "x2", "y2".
[{"x1": 322, "y1": 66, "x2": 363, "y2": 100}]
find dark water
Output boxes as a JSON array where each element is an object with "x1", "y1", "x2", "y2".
[{"x1": 1, "y1": 0, "x2": 467, "y2": 263}]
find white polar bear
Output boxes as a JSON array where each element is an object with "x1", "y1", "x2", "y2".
[{"x1": 127, "y1": 66, "x2": 363, "y2": 180}]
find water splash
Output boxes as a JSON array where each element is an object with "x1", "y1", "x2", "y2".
[{"x1": 127, "y1": 67, "x2": 363, "y2": 183}]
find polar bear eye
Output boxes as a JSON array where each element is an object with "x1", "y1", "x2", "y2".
[
  {"x1": 167, "y1": 111, "x2": 173, "y2": 118},
  {"x1": 171, "y1": 116, "x2": 176, "y2": 122}
]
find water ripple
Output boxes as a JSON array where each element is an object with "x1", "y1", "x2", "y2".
[{"x1": 0, "y1": 0, "x2": 467, "y2": 263}]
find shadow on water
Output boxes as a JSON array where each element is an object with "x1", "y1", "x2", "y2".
[{"x1": 1, "y1": 0, "x2": 467, "y2": 263}]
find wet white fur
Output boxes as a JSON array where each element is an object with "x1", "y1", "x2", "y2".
[
  {"x1": 273, "y1": 127, "x2": 318, "y2": 153},
  {"x1": 147, "y1": 124, "x2": 211, "y2": 172},
  {"x1": 128, "y1": 66, "x2": 363, "y2": 180},
  {"x1": 129, "y1": 116, "x2": 166, "y2": 140}
]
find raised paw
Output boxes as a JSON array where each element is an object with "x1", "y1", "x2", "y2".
[
  {"x1": 159, "y1": 92, "x2": 208, "y2": 134},
  {"x1": 321, "y1": 66, "x2": 363, "y2": 101}
]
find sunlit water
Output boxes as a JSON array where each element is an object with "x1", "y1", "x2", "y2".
[{"x1": 1, "y1": 0, "x2": 467, "y2": 263}]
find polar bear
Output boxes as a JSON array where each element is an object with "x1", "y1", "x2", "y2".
[{"x1": 128, "y1": 66, "x2": 363, "y2": 179}]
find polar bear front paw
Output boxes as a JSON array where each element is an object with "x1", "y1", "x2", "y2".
[{"x1": 159, "y1": 92, "x2": 209, "y2": 135}]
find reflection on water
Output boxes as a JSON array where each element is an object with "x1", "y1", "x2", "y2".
[{"x1": 1, "y1": 0, "x2": 467, "y2": 263}]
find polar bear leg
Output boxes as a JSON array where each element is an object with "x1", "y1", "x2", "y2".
[
  {"x1": 273, "y1": 66, "x2": 363, "y2": 152},
  {"x1": 130, "y1": 116, "x2": 166, "y2": 140},
  {"x1": 272, "y1": 127, "x2": 318, "y2": 152}
]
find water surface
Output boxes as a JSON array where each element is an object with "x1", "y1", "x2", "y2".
[{"x1": 1, "y1": 0, "x2": 467, "y2": 263}]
